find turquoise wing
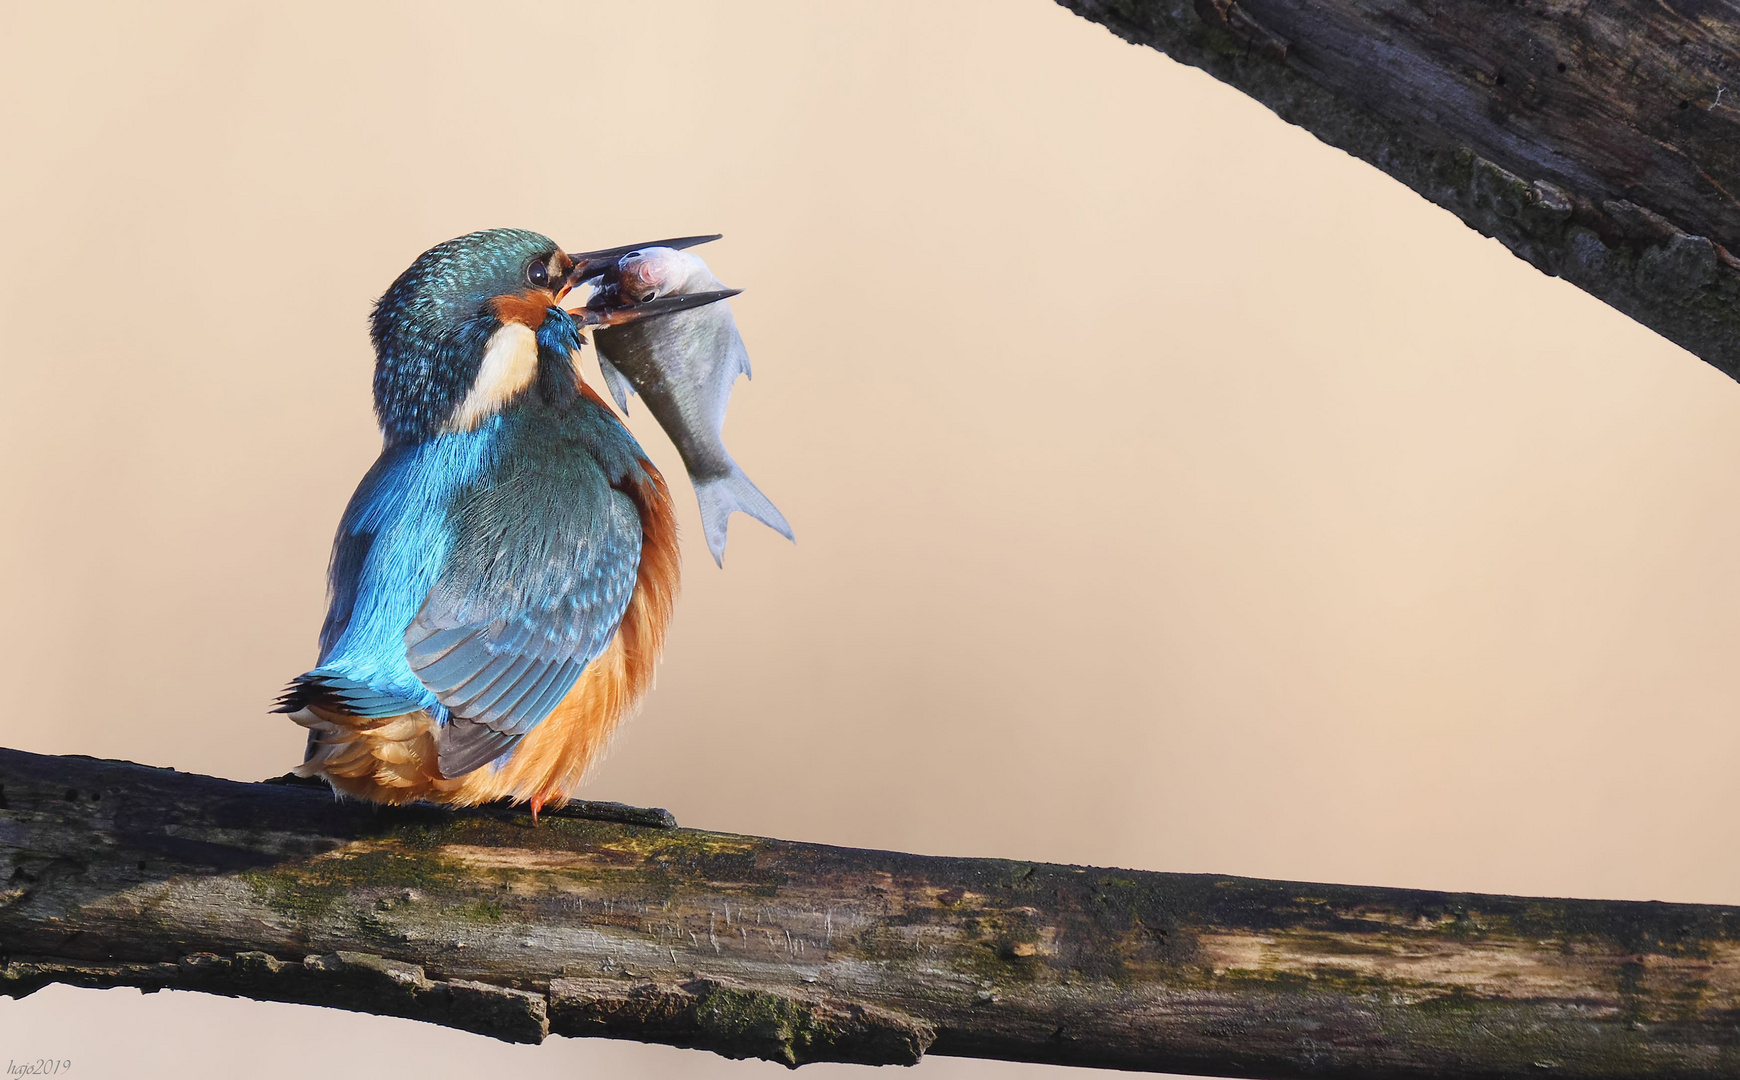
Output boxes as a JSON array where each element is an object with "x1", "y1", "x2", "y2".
[{"x1": 408, "y1": 449, "x2": 644, "y2": 778}]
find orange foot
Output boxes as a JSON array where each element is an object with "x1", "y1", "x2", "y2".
[{"x1": 528, "y1": 788, "x2": 559, "y2": 823}]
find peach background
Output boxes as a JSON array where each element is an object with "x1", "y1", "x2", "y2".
[{"x1": 3, "y1": 1, "x2": 1739, "y2": 1077}]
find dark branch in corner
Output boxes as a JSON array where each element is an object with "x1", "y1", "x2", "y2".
[
  {"x1": 2, "y1": 747, "x2": 1738, "y2": 1075},
  {"x1": 1055, "y1": 0, "x2": 1740, "y2": 382}
]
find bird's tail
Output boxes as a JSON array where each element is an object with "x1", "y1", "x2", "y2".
[{"x1": 694, "y1": 464, "x2": 793, "y2": 567}]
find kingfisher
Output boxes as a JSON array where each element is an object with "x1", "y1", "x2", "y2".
[{"x1": 276, "y1": 228, "x2": 734, "y2": 814}]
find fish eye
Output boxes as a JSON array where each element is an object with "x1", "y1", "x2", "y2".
[{"x1": 526, "y1": 259, "x2": 551, "y2": 289}]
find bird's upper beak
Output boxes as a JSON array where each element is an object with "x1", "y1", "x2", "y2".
[{"x1": 562, "y1": 233, "x2": 722, "y2": 287}]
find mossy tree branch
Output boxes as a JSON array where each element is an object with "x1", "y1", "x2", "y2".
[
  {"x1": 2, "y1": 747, "x2": 1738, "y2": 1075},
  {"x1": 1055, "y1": 0, "x2": 1740, "y2": 381}
]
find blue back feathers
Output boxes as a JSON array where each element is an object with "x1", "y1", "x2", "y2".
[{"x1": 407, "y1": 394, "x2": 648, "y2": 774}]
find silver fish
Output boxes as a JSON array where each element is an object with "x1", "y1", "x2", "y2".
[{"x1": 591, "y1": 245, "x2": 793, "y2": 566}]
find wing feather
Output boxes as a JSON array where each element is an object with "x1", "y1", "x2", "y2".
[{"x1": 409, "y1": 449, "x2": 644, "y2": 778}]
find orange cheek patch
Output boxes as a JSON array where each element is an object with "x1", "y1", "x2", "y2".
[{"x1": 490, "y1": 290, "x2": 557, "y2": 328}]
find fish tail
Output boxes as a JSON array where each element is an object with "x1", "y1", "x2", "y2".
[{"x1": 694, "y1": 464, "x2": 794, "y2": 567}]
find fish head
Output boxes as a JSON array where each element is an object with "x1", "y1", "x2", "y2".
[{"x1": 615, "y1": 247, "x2": 716, "y2": 302}]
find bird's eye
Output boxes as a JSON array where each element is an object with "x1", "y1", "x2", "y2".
[{"x1": 526, "y1": 259, "x2": 551, "y2": 289}]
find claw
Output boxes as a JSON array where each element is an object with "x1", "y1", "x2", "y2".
[{"x1": 565, "y1": 234, "x2": 722, "y2": 284}]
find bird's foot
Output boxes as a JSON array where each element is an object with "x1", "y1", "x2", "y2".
[
  {"x1": 529, "y1": 793, "x2": 546, "y2": 824},
  {"x1": 530, "y1": 797, "x2": 677, "y2": 829},
  {"x1": 260, "y1": 771, "x2": 328, "y2": 788}
]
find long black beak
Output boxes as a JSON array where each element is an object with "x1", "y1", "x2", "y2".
[
  {"x1": 564, "y1": 234, "x2": 722, "y2": 285},
  {"x1": 568, "y1": 288, "x2": 741, "y2": 328}
]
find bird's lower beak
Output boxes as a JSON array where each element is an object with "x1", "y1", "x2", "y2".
[
  {"x1": 568, "y1": 288, "x2": 740, "y2": 328},
  {"x1": 563, "y1": 233, "x2": 722, "y2": 285}
]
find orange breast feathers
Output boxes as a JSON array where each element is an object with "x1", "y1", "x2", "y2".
[{"x1": 294, "y1": 454, "x2": 681, "y2": 811}]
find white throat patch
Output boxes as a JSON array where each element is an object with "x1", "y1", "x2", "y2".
[{"x1": 444, "y1": 322, "x2": 539, "y2": 433}]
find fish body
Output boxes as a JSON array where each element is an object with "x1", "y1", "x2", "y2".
[{"x1": 593, "y1": 246, "x2": 792, "y2": 565}]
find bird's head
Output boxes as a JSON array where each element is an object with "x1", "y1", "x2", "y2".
[
  {"x1": 370, "y1": 228, "x2": 585, "y2": 444},
  {"x1": 369, "y1": 228, "x2": 740, "y2": 444}
]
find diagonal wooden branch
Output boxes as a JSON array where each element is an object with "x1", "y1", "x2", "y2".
[
  {"x1": 2, "y1": 747, "x2": 1738, "y2": 1076},
  {"x1": 1054, "y1": 0, "x2": 1740, "y2": 382}
]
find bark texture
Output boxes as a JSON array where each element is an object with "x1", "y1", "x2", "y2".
[
  {"x1": 1054, "y1": 0, "x2": 1740, "y2": 381},
  {"x1": 2, "y1": 747, "x2": 1739, "y2": 1076}
]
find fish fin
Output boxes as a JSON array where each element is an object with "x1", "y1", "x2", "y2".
[
  {"x1": 694, "y1": 464, "x2": 794, "y2": 567},
  {"x1": 596, "y1": 351, "x2": 636, "y2": 414},
  {"x1": 734, "y1": 338, "x2": 752, "y2": 381}
]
